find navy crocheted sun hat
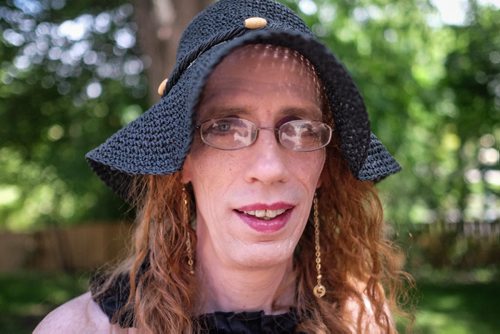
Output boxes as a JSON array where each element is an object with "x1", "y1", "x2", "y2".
[{"x1": 86, "y1": 0, "x2": 401, "y2": 200}]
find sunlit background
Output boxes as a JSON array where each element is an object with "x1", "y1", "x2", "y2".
[
  {"x1": 1, "y1": 0, "x2": 498, "y2": 228},
  {"x1": 0, "y1": 0, "x2": 499, "y2": 333}
]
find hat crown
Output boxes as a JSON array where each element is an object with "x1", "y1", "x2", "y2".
[{"x1": 176, "y1": 0, "x2": 311, "y2": 63}]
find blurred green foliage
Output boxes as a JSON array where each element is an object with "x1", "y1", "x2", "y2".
[
  {"x1": 0, "y1": 0, "x2": 498, "y2": 230},
  {"x1": 282, "y1": 0, "x2": 499, "y2": 228},
  {"x1": 0, "y1": 0, "x2": 148, "y2": 229}
]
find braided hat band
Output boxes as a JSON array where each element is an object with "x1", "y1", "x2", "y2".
[{"x1": 86, "y1": 0, "x2": 401, "y2": 201}]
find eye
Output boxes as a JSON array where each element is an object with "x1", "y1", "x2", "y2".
[
  {"x1": 206, "y1": 118, "x2": 239, "y2": 136},
  {"x1": 202, "y1": 118, "x2": 247, "y2": 137},
  {"x1": 199, "y1": 118, "x2": 256, "y2": 150},
  {"x1": 280, "y1": 120, "x2": 317, "y2": 136},
  {"x1": 299, "y1": 123, "x2": 318, "y2": 137},
  {"x1": 213, "y1": 119, "x2": 232, "y2": 133},
  {"x1": 275, "y1": 115, "x2": 301, "y2": 128}
]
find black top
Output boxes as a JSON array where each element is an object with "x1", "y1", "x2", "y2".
[
  {"x1": 91, "y1": 273, "x2": 301, "y2": 333},
  {"x1": 197, "y1": 310, "x2": 298, "y2": 333}
]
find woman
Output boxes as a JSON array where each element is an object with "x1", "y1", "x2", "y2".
[{"x1": 35, "y1": 0, "x2": 409, "y2": 333}]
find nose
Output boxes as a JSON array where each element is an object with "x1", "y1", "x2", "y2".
[{"x1": 244, "y1": 128, "x2": 289, "y2": 185}]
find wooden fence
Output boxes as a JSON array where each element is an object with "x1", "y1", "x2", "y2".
[
  {"x1": 413, "y1": 221, "x2": 500, "y2": 238},
  {"x1": 0, "y1": 222, "x2": 131, "y2": 273}
]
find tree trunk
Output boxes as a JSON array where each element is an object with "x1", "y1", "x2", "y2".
[{"x1": 133, "y1": 0, "x2": 212, "y2": 103}]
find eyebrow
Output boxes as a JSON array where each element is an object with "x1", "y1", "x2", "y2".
[
  {"x1": 196, "y1": 106, "x2": 250, "y2": 121},
  {"x1": 197, "y1": 105, "x2": 323, "y2": 122},
  {"x1": 281, "y1": 106, "x2": 323, "y2": 120}
]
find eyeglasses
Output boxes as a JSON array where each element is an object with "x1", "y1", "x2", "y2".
[{"x1": 197, "y1": 117, "x2": 333, "y2": 151}]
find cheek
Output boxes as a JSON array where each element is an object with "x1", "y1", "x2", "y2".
[
  {"x1": 198, "y1": 152, "x2": 234, "y2": 175},
  {"x1": 182, "y1": 139, "x2": 216, "y2": 183},
  {"x1": 184, "y1": 147, "x2": 239, "y2": 192},
  {"x1": 298, "y1": 151, "x2": 326, "y2": 186}
]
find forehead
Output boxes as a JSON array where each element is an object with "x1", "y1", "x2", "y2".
[
  {"x1": 222, "y1": 44, "x2": 317, "y2": 72},
  {"x1": 210, "y1": 44, "x2": 321, "y2": 87},
  {"x1": 198, "y1": 44, "x2": 325, "y2": 119}
]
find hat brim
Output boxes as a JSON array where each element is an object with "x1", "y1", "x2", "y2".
[{"x1": 86, "y1": 29, "x2": 400, "y2": 201}]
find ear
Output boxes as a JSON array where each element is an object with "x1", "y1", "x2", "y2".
[{"x1": 181, "y1": 154, "x2": 193, "y2": 184}]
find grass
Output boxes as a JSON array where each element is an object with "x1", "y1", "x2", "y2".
[
  {"x1": 0, "y1": 272, "x2": 499, "y2": 333},
  {"x1": 410, "y1": 281, "x2": 500, "y2": 334},
  {"x1": 0, "y1": 271, "x2": 88, "y2": 333}
]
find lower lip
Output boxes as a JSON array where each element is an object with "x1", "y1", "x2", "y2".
[{"x1": 236, "y1": 209, "x2": 292, "y2": 233}]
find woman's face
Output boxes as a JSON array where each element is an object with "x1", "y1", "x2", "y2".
[{"x1": 182, "y1": 45, "x2": 326, "y2": 270}]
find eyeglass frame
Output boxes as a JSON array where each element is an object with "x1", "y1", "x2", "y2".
[{"x1": 195, "y1": 117, "x2": 333, "y2": 152}]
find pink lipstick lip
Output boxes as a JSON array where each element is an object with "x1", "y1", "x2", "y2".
[{"x1": 234, "y1": 203, "x2": 294, "y2": 233}]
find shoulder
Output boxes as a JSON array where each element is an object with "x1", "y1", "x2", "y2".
[
  {"x1": 34, "y1": 291, "x2": 120, "y2": 334},
  {"x1": 344, "y1": 280, "x2": 393, "y2": 334}
]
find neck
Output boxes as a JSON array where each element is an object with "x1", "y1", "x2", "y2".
[{"x1": 196, "y1": 252, "x2": 295, "y2": 315}]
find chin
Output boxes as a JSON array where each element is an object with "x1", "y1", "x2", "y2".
[{"x1": 231, "y1": 243, "x2": 295, "y2": 268}]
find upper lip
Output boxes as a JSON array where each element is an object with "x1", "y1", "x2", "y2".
[{"x1": 236, "y1": 202, "x2": 294, "y2": 211}]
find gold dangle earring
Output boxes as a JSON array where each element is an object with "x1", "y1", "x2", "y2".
[
  {"x1": 182, "y1": 186, "x2": 195, "y2": 275},
  {"x1": 313, "y1": 193, "x2": 326, "y2": 298}
]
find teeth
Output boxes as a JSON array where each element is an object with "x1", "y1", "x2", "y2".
[{"x1": 243, "y1": 209, "x2": 286, "y2": 220}]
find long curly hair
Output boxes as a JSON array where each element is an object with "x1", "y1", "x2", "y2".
[{"x1": 91, "y1": 134, "x2": 412, "y2": 333}]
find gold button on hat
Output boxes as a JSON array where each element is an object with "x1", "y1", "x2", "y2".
[
  {"x1": 244, "y1": 17, "x2": 267, "y2": 29},
  {"x1": 157, "y1": 78, "x2": 168, "y2": 96}
]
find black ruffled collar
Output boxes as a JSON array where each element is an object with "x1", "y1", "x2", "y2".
[
  {"x1": 197, "y1": 309, "x2": 299, "y2": 333},
  {"x1": 91, "y1": 272, "x2": 300, "y2": 333}
]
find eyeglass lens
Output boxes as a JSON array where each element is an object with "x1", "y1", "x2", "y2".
[{"x1": 199, "y1": 118, "x2": 332, "y2": 151}]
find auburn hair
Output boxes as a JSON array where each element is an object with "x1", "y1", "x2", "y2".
[{"x1": 92, "y1": 135, "x2": 412, "y2": 333}]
